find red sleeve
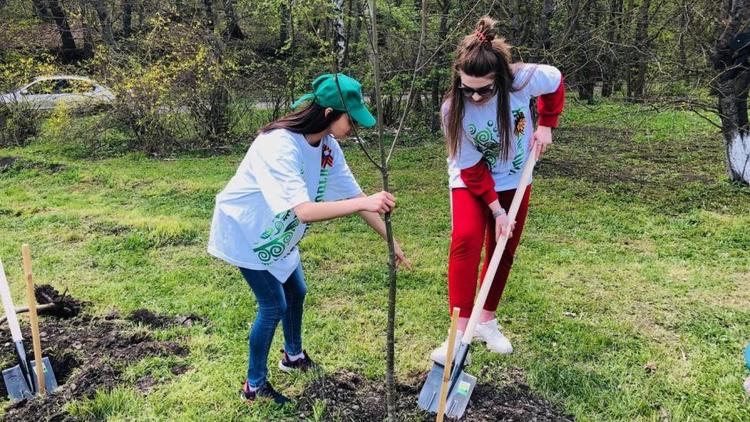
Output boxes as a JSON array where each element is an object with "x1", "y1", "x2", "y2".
[
  {"x1": 537, "y1": 75, "x2": 565, "y2": 128},
  {"x1": 460, "y1": 160, "x2": 498, "y2": 205}
]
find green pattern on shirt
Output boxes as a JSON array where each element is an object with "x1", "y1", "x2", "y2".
[{"x1": 468, "y1": 120, "x2": 499, "y2": 167}]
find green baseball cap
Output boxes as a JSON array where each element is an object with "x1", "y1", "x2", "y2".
[{"x1": 291, "y1": 73, "x2": 376, "y2": 128}]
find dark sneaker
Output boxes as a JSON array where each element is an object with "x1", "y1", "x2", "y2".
[
  {"x1": 239, "y1": 380, "x2": 291, "y2": 405},
  {"x1": 278, "y1": 349, "x2": 318, "y2": 373}
]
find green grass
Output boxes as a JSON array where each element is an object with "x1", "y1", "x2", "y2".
[{"x1": 1, "y1": 100, "x2": 749, "y2": 420}]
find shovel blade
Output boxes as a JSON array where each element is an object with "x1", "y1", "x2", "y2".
[
  {"x1": 30, "y1": 357, "x2": 59, "y2": 393},
  {"x1": 3, "y1": 357, "x2": 59, "y2": 400},
  {"x1": 2, "y1": 365, "x2": 33, "y2": 400},
  {"x1": 418, "y1": 362, "x2": 477, "y2": 419},
  {"x1": 444, "y1": 371, "x2": 476, "y2": 419}
]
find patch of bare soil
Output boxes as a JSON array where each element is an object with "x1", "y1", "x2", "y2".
[
  {"x1": 0, "y1": 286, "x2": 193, "y2": 421},
  {"x1": 298, "y1": 368, "x2": 573, "y2": 421}
]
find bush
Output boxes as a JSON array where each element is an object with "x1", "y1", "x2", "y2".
[
  {"x1": 37, "y1": 103, "x2": 133, "y2": 158},
  {"x1": 0, "y1": 100, "x2": 43, "y2": 147}
]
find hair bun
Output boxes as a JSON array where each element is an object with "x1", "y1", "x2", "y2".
[{"x1": 474, "y1": 16, "x2": 497, "y2": 42}]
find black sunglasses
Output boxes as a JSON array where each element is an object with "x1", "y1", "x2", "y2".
[{"x1": 459, "y1": 83, "x2": 496, "y2": 98}]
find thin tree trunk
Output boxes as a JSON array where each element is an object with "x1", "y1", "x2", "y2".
[
  {"x1": 342, "y1": 0, "x2": 354, "y2": 67},
  {"x1": 430, "y1": 0, "x2": 450, "y2": 132},
  {"x1": 279, "y1": 1, "x2": 292, "y2": 50},
  {"x1": 138, "y1": 1, "x2": 144, "y2": 28},
  {"x1": 576, "y1": 0, "x2": 596, "y2": 103},
  {"x1": 602, "y1": 0, "x2": 623, "y2": 97},
  {"x1": 537, "y1": 0, "x2": 554, "y2": 51},
  {"x1": 32, "y1": 0, "x2": 51, "y2": 21},
  {"x1": 628, "y1": 0, "x2": 651, "y2": 102},
  {"x1": 47, "y1": 0, "x2": 77, "y2": 57},
  {"x1": 123, "y1": 0, "x2": 133, "y2": 37},
  {"x1": 677, "y1": 0, "x2": 689, "y2": 82},
  {"x1": 333, "y1": 0, "x2": 346, "y2": 68},
  {"x1": 80, "y1": 2, "x2": 94, "y2": 59},
  {"x1": 352, "y1": 0, "x2": 363, "y2": 49},
  {"x1": 224, "y1": 0, "x2": 244, "y2": 40},
  {"x1": 203, "y1": 0, "x2": 215, "y2": 31},
  {"x1": 90, "y1": 0, "x2": 114, "y2": 45},
  {"x1": 367, "y1": 0, "x2": 397, "y2": 417}
]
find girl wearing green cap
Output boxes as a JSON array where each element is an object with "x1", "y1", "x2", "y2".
[{"x1": 208, "y1": 73, "x2": 411, "y2": 405}]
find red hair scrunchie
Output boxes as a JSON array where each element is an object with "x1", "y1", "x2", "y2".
[{"x1": 474, "y1": 30, "x2": 488, "y2": 44}]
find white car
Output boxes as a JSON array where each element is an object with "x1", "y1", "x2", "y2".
[{"x1": 0, "y1": 75, "x2": 115, "y2": 110}]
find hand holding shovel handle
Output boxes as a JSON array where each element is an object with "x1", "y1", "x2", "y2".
[
  {"x1": 436, "y1": 307, "x2": 461, "y2": 422},
  {"x1": 22, "y1": 245, "x2": 45, "y2": 394}
]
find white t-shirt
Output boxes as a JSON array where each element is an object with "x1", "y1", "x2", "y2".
[
  {"x1": 445, "y1": 64, "x2": 562, "y2": 192},
  {"x1": 208, "y1": 129, "x2": 362, "y2": 282}
]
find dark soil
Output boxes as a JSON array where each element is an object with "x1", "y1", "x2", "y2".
[
  {"x1": 128, "y1": 308, "x2": 206, "y2": 329},
  {"x1": 35, "y1": 285, "x2": 86, "y2": 319},
  {"x1": 298, "y1": 368, "x2": 573, "y2": 421},
  {"x1": 0, "y1": 156, "x2": 66, "y2": 174},
  {"x1": 0, "y1": 289, "x2": 193, "y2": 421}
]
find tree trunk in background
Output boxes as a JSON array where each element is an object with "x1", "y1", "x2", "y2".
[
  {"x1": 47, "y1": 0, "x2": 77, "y2": 58},
  {"x1": 224, "y1": 0, "x2": 244, "y2": 40},
  {"x1": 80, "y1": 2, "x2": 94, "y2": 59},
  {"x1": 138, "y1": 1, "x2": 144, "y2": 28},
  {"x1": 627, "y1": 0, "x2": 650, "y2": 101},
  {"x1": 576, "y1": 0, "x2": 596, "y2": 103},
  {"x1": 279, "y1": 1, "x2": 292, "y2": 50},
  {"x1": 430, "y1": 0, "x2": 450, "y2": 132},
  {"x1": 677, "y1": 0, "x2": 689, "y2": 82},
  {"x1": 342, "y1": 0, "x2": 354, "y2": 67},
  {"x1": 537, "y1": 0, "x2": 554, "y2": 51},
  {"x1": 508, "y1": 0, "x2": 524, "y2": 45},
  {"x1": 333, "y1": 0, "x2": 346, "y2": 68},
  {"x1": 712, "y1": 0, "x2": 750, "y2": 184},
  {"x1": 32, "y1": 0, "x2": 51, "y2": 21},
  {"x1": 90, "y1": 0, "x2": 114, "y2": 45},
  {"x1": 601, "y1": 0, "x2": 623, "y2": 97},
  {"x1": 203, "y1": 0, "x2": 215, "y2": 31},
  {"x1": 123, "y1": 0, "x2": 133, "y2": 37}
]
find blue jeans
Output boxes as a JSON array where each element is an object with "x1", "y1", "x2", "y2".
[{"x1": 239, "y1": 265, "x2": 307, "y2": 388}]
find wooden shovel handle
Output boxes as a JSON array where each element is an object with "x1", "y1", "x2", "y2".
[
  {"x1": 436, "y1": 307, "x2": 461, "y2": 422},
  {"x1": 22, "y1": 244, "x2": 45, "y2": 394}
]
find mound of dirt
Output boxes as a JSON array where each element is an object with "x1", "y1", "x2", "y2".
[
  {"x1": 35, "y1": 285, "x2": 85, "y2": 319},
  {"x1": 298, "y1": 368, "x2": 573, "y2": 421}
]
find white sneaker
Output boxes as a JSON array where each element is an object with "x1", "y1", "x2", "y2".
[
  {"x1": 473, "y1": 319, "x2": 513, "y2": 354},
  {"x1": 430, "y1": 330, "x2": 471, "y2": 365}
]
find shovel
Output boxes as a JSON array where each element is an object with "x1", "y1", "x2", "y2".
[
  {"x1": 22, "y1": 244, "x2": 57, "y2": 395},
  {"x1": 0, "y1": 258, "x2": 34, "y2": 399},
  {"x1": 419, "y1": 152, "x2": 537, "y2": 419},
  {"x1": 0, "y1": 251, "x2": 58, "y2": 401}
]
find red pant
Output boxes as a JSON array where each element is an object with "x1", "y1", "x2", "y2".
[{"x1": 448, "y1": 186, "x2": 532, "y2": 318}]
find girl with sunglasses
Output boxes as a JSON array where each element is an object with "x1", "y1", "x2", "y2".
[
  {"x1": 209, "y1": 73, "x2": 411, "y2": 405},
  {"x1": 430, "y1": 16, "x2": 565, "y2": 364}
]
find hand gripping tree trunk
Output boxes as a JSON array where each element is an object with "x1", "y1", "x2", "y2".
[{"x1": 712, "y1": 0, "x2": 750, "y2": 185}]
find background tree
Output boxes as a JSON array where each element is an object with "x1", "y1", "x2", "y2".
[{"x1": 711, "y1": 0, "x2": 750, "y2": 184}]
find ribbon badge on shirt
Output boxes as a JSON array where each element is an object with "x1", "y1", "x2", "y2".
[
  {"x1": 509, "y1": 108, "x2": 526, "y2": 175},
  {"x1": 321, "y1": 144, "x2": 334, "y2": 168}
]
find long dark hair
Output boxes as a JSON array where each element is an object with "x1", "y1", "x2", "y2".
[
  {"x1": 260, "y1": 103, "x2": 344, "y2": 135},
  {"x1": 444, "y1": 16, "x2": 514, "y2": 160}
]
